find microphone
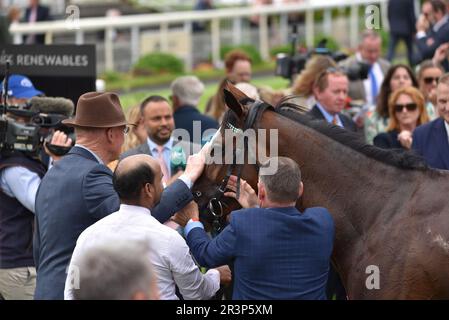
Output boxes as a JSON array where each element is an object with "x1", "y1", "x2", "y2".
[{"x1": 29, "y1": 96, "x2": 74, "y2": 117}]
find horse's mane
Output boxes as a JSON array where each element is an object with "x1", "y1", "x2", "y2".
[
  {"x1": 220, "y1": 102, "x2": 430, "y2": 171},
  {"x1": 275, "y1": 107, "x2": 429, "y2": 171}
]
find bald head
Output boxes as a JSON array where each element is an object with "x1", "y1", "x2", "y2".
[{"x1": 113, "y1": 155, "x2": 162, "y2": 204}]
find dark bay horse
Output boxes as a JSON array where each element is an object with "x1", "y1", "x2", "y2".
[{"x1": 192, "y1": 84, "x2": 449, "y2": 299}]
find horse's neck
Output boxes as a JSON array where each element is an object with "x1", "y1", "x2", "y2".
[{"x1": 258, "y1": 113, "x2": 418, "y2": 249}]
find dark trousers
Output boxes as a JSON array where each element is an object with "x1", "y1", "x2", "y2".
[
  {"x1": 326, "y1": 264, "x2": 347, "y2": 300},
  {"x1": 387, "y1": 33, "x2": 415, "y2": 66}
]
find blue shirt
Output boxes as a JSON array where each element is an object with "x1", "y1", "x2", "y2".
[
  {"x1": 147, "y1": 137, "x2": 173, "y2": 177},
  {"x1": 0, "y1": 166, "x2": 41, "y2": 213},
  {"x1": 315, "y1": 103, "x2": 343, "y2": 127}
]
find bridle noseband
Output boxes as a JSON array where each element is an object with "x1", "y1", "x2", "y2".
[{"x1": 206, "y1": 100, "x2": 274, "y2": 233}]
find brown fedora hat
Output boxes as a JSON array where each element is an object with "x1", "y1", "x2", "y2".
[{"x1": 62, "y1": 92, "x2": 127, "y2": 128}]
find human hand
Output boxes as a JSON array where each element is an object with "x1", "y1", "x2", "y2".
[
  {"x1": 183, "y1": 149, "x2": 207, "y2": 183},
  {"x1": 215, "y1": 265, "x2": 232, "y2": 286},
  {"x1": 44, "y1": 130, "x2": 72, "y2": 161},
  {"x1": 398, "y1": 130, "x2": 413, "y2": 150},
  {"x1": 224, "y1": 175, "x2": 258, "y2": 209},
  {"x1": 171, "y1": 201, "x2": 199, "y2": 227},
  {"x1": 432, "y1": 42, "x2": 449, "y2": 65},
  {"x1": 416, "y1": 15, "x2": 430, "y2": 32}
]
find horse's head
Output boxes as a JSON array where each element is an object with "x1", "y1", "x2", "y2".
[{"x1": 192, "y1": 82, "x2": 265, "y2": 230}]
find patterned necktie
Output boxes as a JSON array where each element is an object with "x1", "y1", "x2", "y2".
[
  {"x1": 156, "y1": 145, "x2": 169, "y2": 184},
  {"x1": 332, "y1": 115, "x2": 338, "y2": 125},
  {"x1": 369, "y1": 67, "x2": 378, "y2": 104}
]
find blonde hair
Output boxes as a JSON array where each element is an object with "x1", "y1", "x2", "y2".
[
  {"x1": 292, "y1": 55, "x2": 337, "y2": 96},
  {"x1": 387, "y1": 86, "x2": 429, "y2": 131},
  {"x1": 122, "y1": 105, "x2": 144, "y2": 153}
]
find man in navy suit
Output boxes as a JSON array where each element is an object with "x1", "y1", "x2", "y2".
[
  {"x1": 412, "y1": 73, "x2": 449, "y2": 170},
  {"x1": 34, "y1": 92, "x2": 204, "y2": 299},
  {"x1": 387, "y1": 0, "x2": 416, "y2": 65},
  {"x1": 309, "y1": 69, "x2": 357, "y2": 132},
  {"x1": 23, "y1": 0, "x2": 50, "y2": 44},
  {"x1": 170, "y1": 76, "x2": 218, "y2": 144},
  {"x1": 416, "y1": 0, "x2": 449, "y2": 61},
  {"x1": 173, "y1": 157, "x2": 335, "y2": 300}
]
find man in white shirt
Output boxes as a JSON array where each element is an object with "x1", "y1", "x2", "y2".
[
  {"x1": 65, "y1": 154, "x2": 231, "y2": 300},
  {"x1": 339, "y1": 30, "x2": 390, "y2": 107}
]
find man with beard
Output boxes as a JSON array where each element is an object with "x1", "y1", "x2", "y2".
[{"x1": 121, "y1": 95, "x2": 193, "y2": 186}]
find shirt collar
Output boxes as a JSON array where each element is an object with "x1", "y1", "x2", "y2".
[
  {"x1": 356, "y1": 52, "x2": 379, "y2": 69},
  {"x1": 444, "y1": 120, "x2": 449, "y2": 143},
  {"x1": 316, "y1": 102, "x2": 342, "y2": 126},
  {"x1": 147, "y1": 137, "x2": 173, "y2": 153},
  {"x1": 119, "y1": 204, "x2": 152, "y2": 217},
  {"x1": 74, "y1": 144, "x2": 104, "y2": 164},
  {"x1": 434, "y1": 15, "x2": 449, "y2": 32}
]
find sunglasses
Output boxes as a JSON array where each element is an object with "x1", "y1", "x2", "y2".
[
  {"x1": 394, "y1": 103, "x2": 418, "y2": 113},
  {"x1": 423, "y1": 77, "x2": 439, "y2": 85}
]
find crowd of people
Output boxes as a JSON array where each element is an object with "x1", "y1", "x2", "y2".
[{"x1": 1, "y1": 0, "x2": 449, "y2": 301}]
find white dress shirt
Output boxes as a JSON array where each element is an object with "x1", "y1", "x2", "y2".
[
  {"x1": 445, "y1": 120, "x2": 449, "y2": 145},
  {"x1": 64, "y1": 204, "x2": 219, "y2": 300}
]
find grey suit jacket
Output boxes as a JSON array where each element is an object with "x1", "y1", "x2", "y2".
[{"x1": 339, "y1": 55, "x2": 390, "y2": 103}]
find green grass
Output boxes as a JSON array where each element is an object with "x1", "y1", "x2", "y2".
[{"x1": 119, "y1": 75, "x2": 290, "y2": 112}]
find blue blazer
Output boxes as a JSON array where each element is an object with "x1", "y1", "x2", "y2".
[
  {"x1": 186, "y1": 206, "x2": 334, "y2": 300},
  {"x1": 412, "y1": 118, "x2": 449, "y2": 170},
  {"x1": 416, "y1": 19, "x2": 449, "y2": 60},
  {"x1": 33, "y1": 146, "x2": 193, "y2": 300},
  {"x1": 173, "y1": 105, "x2": 218, "y2": 143}
]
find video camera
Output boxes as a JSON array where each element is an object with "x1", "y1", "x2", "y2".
[
  {"x1": 1, "y1": 62, "x2": 75, "y2": 158},
  {"x1": 275, "y1": 25, "x2": 371, "y2": 82}
]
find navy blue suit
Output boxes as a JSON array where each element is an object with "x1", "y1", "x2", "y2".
[
  {"x1": 34, "y1": 146, "x2": 193, "y2": 299},
  {"x1": 416, "y1": 17, "x2": 449, "y2": 61},
  {"x1": 412, "y1": 118, "x2": 449, "y2": 170},
  {"x1": 374, "y1": 130, "x2": 404, "y2": 150},
  {"x1": 186, "y1": 206, "x2": 334, "y2": 300},
  {"x1": 387, "y1": 0, "x2": 416, "y2": 64},
  {"x1": 23, "y1": 5, "x2": 50, "y2": 44},
  {"x1": 173, "y1": 105, "x2": 218, "y2": 144}
]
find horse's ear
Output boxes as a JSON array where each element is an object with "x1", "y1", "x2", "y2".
[{"x1": 223, "y1": 87, "x2": 244, "y2": 118}]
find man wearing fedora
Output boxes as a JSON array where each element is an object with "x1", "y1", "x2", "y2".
[{"x1": 33, "y1": 92, "x2": 203, "y2": 300}]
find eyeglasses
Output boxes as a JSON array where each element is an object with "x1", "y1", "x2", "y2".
[
  {"x1": 394, "y1": 103, "x2": 418, "y2": 113},
  {"x1": 123, "y1": 126, "x2": 130, "y2": 135},
  {"x1": 423, "y1": 77, "x2": 439, "y2": 85}
]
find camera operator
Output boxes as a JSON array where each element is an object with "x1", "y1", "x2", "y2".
[
  {"x1": 0, "y1": 74, "x2": 72, "y2": 300},
  {"x1": 339, "y1": 30, "x2": 391, "y2": 109}
]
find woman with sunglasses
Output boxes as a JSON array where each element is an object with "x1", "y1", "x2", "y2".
[
  {"x1": 364, "y1": 64, "x2": 419, "y2": 144},
  {"x1": 417, "y1": 60, "x2": 444, "y2": 120},
  {"x1": 374, "y1": 86, "x2": 430, "y2": 150}
]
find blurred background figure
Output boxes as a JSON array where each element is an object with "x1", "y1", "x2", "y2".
[
  {"x1": 374, "y1": 86, "x2": 429, "y2": 149},
  {"x1": 364, "y1": 64, "x2": 418, "y2": 144},
  {"x1": 339, "y1": 30, "x2": 390, "y2": 108},
  {"x1": 0, "y1": 2, "x2": 20, "y2": 45},
  {"x1": 387, "y1": 0, "x2": 416, "y2": 66},
  {"x1": 290, "y1": 55, "x2": 337, "y2": 109},
  {"x1": 417, "y1": 60, "x2": 444, "y2": 120},
  {"x1": 72, "y1": 240, "x2": 159, "y2": 300},
  {"x1": 415, "y1": 0, "x2": 449, "y2": 62},
  {"x1": 23, "y1": 0, "x2": 50, "y2": 44},
  {"x1": 206, "y1": 50, "x2": 252, "y2": 121},
  {"x1": 122, "y1": 105, "x2": 147, "y2": 153},
  {"x1": 193, "y1": 0, "x2": 214, "y2": 33}
]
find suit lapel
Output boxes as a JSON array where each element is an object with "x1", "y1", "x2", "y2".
[
  {"x1": 138, "y1": 142, "x2": 152, "y2": 156},
  {"x1": 433, "y1": 119, "x2": 449, "y2": 169}
]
